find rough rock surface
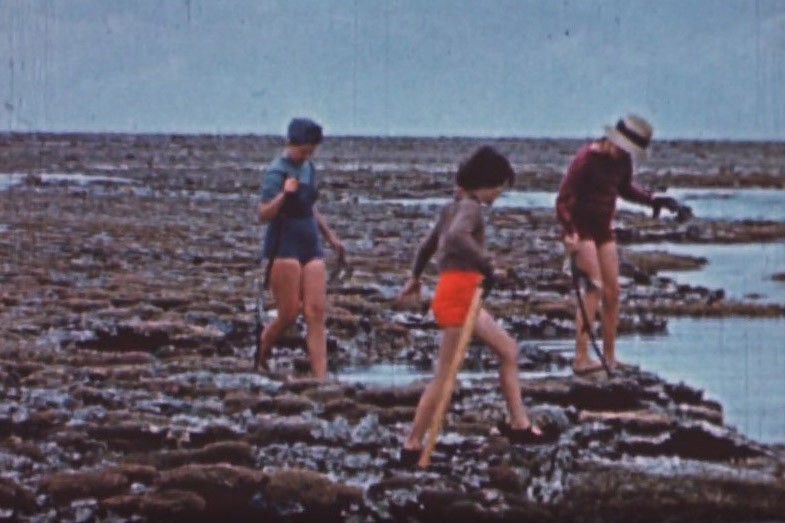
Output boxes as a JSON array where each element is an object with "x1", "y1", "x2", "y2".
[{"x1": 1, "y1": 133, "x2": 785, "y2": 522}]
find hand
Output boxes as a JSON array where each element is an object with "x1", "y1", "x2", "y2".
[
  {"x1": 651, "y1": 196, "x2": 679, "y2": 218},
  {"x1": 563, "y1": 232, "x2": 579, "y2": 254},
  {"x1": 675, "y1": 204, "x2": 693, "y2": 223},
  {"x1": 331, "y1": 238, "x2": 346, "y2": 259},
  {"x1": 283, "y1": 177, "x2": 299, "y2": 194},
  {"x1": 396, "y1": 278, "x2": 421, "y2": 303}
]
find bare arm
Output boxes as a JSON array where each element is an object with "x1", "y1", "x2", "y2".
[
  {"x1": 257, "y1": 176, "x2": 298, "y2": 223},
  {"x1": 314, "y1": 206, "x2": 341, "y2": 248},
  {"x1": 257, "y1": 191, "x2": 287, "y2": 223},
  {"x1": 398, "y1": 211, "x2": 443, "y2": 302}
]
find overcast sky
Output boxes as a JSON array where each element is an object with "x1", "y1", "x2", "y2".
[{"x1": 1, "y1": 0, "x2": 785, "y2": 139}]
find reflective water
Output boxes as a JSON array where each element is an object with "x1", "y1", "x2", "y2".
[
  {"x1": 367, "y1": 188, "x2": 785, "y2": 222},
  {"x1": 629, "y1": 241, "x2": 785, "y2": 304},
  {"x1": 339, "y1": 317, "x2": 785, "y2": 445}
]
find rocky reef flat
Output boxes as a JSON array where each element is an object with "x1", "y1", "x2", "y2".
[{"x1": 1, "y1": 133, "x2": 784, "y2": 522}]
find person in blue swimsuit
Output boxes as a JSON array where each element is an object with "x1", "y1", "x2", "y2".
[{"x1": 256, "y1": 117, "x2": 344, "y2": 378}]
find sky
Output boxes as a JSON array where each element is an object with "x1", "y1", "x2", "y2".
[{"x1": 1, "y1": 0, "x2": 785, "y2": 139}]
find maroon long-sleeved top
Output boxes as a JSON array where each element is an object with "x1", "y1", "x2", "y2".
[{"x1": 555, "y1": 143, "x2": 652, "y2": 236}]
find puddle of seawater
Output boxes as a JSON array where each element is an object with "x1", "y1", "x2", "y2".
[
  {"x1": 0, "y1": 172, "x2": 136, "y2": 190},
  {"x1": 629, "y1": 241, "x2": 785, "y2": 303},
  {"x1": 362, "y1": 188, "x2": 785, "y2": 222},
  {"x1": 339, "y1": 317, "x2": 785, "y2": 445},
  {"x1": 617, "y1": 317, "x2": 785, "y2": 445},
  {"x1": 0, "y1": 173, "x2": 24, "y2": 190},
  {"x1": 338, "y1": 363, "x2": 570, "y2": 387}
]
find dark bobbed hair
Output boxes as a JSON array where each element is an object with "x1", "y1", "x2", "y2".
[
  {"x1": 455, "y1": 145, "x2": 515, "y2": 190},
  {"x1": 287, "y1": 117, "x2": 323, "y2": 146}
]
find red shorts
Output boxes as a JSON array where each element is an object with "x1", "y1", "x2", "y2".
[
  {"x1": 573, "y1": 213, "x2": 614, "y2": 246},
  {"x1": 431, "y1": 271, "x2": 483, "y2": 328}
]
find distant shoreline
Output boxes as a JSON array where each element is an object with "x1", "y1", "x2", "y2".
[{"x1": 2, "y1": 130, "x2": 785, "y2": 145}]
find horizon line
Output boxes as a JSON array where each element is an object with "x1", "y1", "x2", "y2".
[{"x1": 2, "y1": 129, "x2": 785, "y2": 145}]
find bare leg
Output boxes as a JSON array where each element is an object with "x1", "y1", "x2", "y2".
[
  {"x1": 301, "y1": 258, "x2": 328, "y2": 379},
  {"x1": 573, "y1": 240, "x2": 603, "y2": 372},
  {"x1": 404, "y1": 327, "x2": 461, "y2": 450},
  {"x1": 258, "y1": 258, "x2": 302, "y2": 368},
  {"x1": 473, "y1": 309, "x2": 538, "y2": 432},
  {"x1": 597, "y1": 241, "x2": 623, "y2": 368}
]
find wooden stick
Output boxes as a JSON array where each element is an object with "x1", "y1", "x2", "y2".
[{"x1": 418, "y1": 284, "x2": 484, "y2": 468}]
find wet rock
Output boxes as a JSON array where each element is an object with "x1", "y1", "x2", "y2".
[
  {"x1": 222, "y1": 390, "x2": 273, "y2": 414},
  {"x1": 568, "y1": 378, "x2": 645, "y2": 411},
  {"x1": 247, "y1": 416, "x2": 320, "y2": 445},
  {"x1": 77, "y1": 320, "x2": 224, "y2": 352},
  {"x1": 520, "y1": 377, "x2": 572, "y2": 404},
  {"x1": 349, "y1": 414, "x2": 398, "y2": 450},
  {"x1": 355, "y1": 383, "x2": 427, "y2": 407},
  {"x1": 156, "y1": 464, "x2": 266, "y2": 517},
  {"x1": 7, "y1": 408, "x2": 68, "y2": 438},
  {"x1": 302, "y1": 383, "x2": 351, "y2": 403},
  {"x1": 141, "y1": 441, "x2": 255, "y2": 469},
  {"x1": 113, "y1": 464, "x2": 159, "y2": 484},
  {"x1": 101, "y1": 490, "x2": 206, "y2": 521},
  {"x1": 578, "y1": 410, "x2": 676, "y2": 435},
  {"x1": 39, "y1": 469, "x2": 130, "y2": 504},
  {"x1": 663, "y1": 381, "x2": 703, "y2": 404},
  {"x1": 676, "y1": 402, "x2": 723, "y2": 425},
  {"x1": 0, "y1": 478, "x2": 36, "y2": 514},
  {"x1": 323, "y1": 397, "x2": 370, "y2": 421},
  {"x1": 561, "y1": 463, "x2": 785, "y2": 523},
  {"x1": 261, "y1": 468, "x2": 362, "y2": 517},
  {"x1": 271, "y1": 393, "x2": 316, "y2": 415},
  {"x1": 487, "y1": 464, "x2": 523, "y2": 492},
  {"x1": 619, "y1": 421, "x2": 766, "y2": 461},
  {"x1": 528, "y1": 404, "x2": 574, "y2": 434},
  {"x1": 280, "y1": 376, "x2": 331, "y2": 393},
  {"x1": 85, "y1": 420, "x2": 169, "y2": 451}
]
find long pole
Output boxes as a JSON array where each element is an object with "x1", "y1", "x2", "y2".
[
  {"x1": 418, "y1": 284, "x2": 484, "y2": 468},
  {"x1": 570, "y1": 254, "x2": 612, "y2": 377}
]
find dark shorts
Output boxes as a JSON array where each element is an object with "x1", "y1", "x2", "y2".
[
  {"x1": 574, "y1": 214, "x2": 614, "y2": 246},
  {"x1": 262, "y1": 216, "x2": 324, "y2": 265}
]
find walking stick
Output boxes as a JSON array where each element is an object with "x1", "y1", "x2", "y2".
[
  {"x1": 569, "y1": 253, "x2": 612, "y2": 377},
  {"x1": 418, "y1": 283, "x2": 484, "y2": 468}
]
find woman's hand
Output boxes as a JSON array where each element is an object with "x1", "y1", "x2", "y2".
[
  {"x1": 563, "y1": 232, "x2": 579, "y2": 254},
  {"x1": 396, "y1": 277, "x2": 421, "y2": 304},
  {"x1": 283, "y1": 177, "x2": 299, "y2": 194},
  {"x1": 328, "y1": 234, "x2": 345, "y2": 258}
]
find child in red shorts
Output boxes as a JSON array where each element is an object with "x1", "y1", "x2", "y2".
[{"x1": 396, "y1": 146, "x2": 551, "y2": 465}]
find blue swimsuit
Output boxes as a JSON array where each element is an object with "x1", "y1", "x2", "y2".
[{"x1": 259, "y1": 155, "x2": 324, "y2": 265}]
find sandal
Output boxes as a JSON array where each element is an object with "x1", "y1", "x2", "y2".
[
  {"x1": 572, "y1": 365, "x2": 606, "y2": 376},
  {"x1": 498, "y1": 421, "x2": 558, "y2": 445},
  {"x1": 398, "y1": 447, "x2": 422, "y2": 467}
]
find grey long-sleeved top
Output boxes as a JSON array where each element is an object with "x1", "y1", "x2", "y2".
[{"x1": 411, "y1": 196, "x2": 494, "y2": 279}]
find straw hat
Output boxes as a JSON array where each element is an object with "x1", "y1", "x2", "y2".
[{"x1": 604, "y1": 114, "x2": 653, "y2": 161}]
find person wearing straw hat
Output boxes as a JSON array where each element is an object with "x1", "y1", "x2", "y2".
[
  {"x1": 255, "y1": 117, "x2": 345, "y2": 378},
  {"x1": 556, "y1": 114, "x2": 682, "y2": 375},
  {"x1": 396, "y1": 146, "x2": 553, "y2": 467}
]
